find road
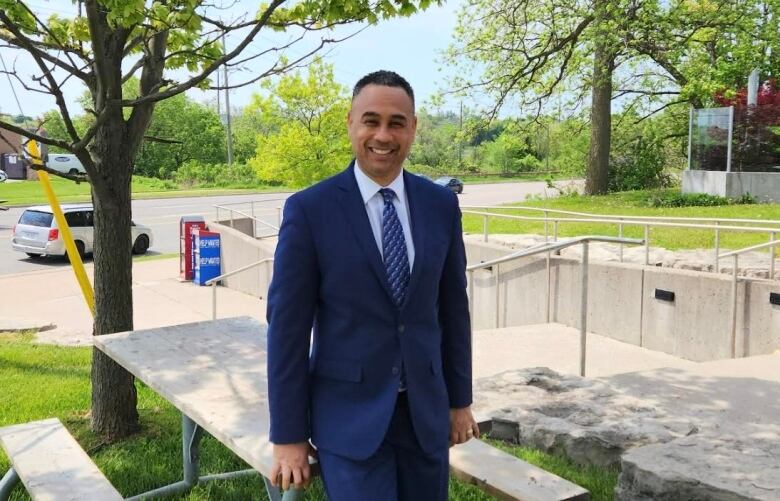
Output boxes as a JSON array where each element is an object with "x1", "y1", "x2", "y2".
[{"x1": 0, "y1": 179, "x2": 580, "y2": 276}]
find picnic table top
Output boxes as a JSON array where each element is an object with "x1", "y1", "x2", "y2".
[{"x1": 93, "y1": 316, "x2": 277, "y2": 476}]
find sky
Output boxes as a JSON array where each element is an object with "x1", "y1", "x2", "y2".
[{"x1": 0, "y1": 0, "x2": 466, "y2": 119}]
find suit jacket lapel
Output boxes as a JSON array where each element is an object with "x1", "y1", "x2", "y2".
[
  {"x1": 336, "y1": 162, "x2": 396, "y2": 304},
  {"x1": 402, "y1": 170, "x2": 426, "y2": 311}
]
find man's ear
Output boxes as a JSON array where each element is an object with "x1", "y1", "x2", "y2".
[
  {"x1": 346, "y1": 110, "x2": 352, "y2": 128},
  {"x1": 411, "y1": 115, "x2": 418, "y2": 134}
]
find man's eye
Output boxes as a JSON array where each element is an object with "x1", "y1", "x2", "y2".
[
  {"x1": 390, "y1": 122, "x2": 404, "y2": 128},
  {"x1": 364, "y1": 120, "x2": 378, "y2": 126}
]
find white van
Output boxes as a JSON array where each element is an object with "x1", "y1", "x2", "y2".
[
  {"x1": 11, "y1": 205, "x2": 153, "y2": 258},
  {"x1": 47, "y1": 154, "x2": 86, "y2": 175}
]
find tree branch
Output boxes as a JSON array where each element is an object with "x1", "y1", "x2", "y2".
[
  {"x1": 0, "y1": 120, "x2": 71, "y2": 150},
  {"x1": 118, "y1": 0, "x2": 287, "y2": 107}
]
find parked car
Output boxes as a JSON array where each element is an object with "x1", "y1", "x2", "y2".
[
  {"x1": 416, "y1": 173, "x2": 433, "y2": 182},
  {"x1": 434, "y1": 176, "x2": 464, "y2": 194},
  {"x1": 11, "y1": 205, "x2": 153, "y2": 258},
  {"x1": 0, "y1": 170, "x2": 7, "y2": 182},
  {"x1": 46, "y1": 154, "x2": 86, "y2": 175}
]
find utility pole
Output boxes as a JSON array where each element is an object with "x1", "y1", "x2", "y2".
[
  {"x1": 458, "y1": 100, "x2": 463, "y2": 168},
  {"x1": 222, "y1": 34, "x2": 233, "y2": 166}
]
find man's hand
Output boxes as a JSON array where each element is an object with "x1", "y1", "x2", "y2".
[
  {"x1": 449, "y1": 406, "x2": 480, "y2": 447},
  {"x1": 270, "y1": 442, "x2": 316, "y2": 491}
]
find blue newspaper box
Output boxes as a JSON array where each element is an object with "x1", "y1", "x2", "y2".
[{"x1": 192, "y1": 228, "x2": 221, "y2": 285}]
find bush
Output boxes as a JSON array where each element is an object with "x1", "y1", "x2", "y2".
[
  {"x1": 173, "y1": 160, "x2": 260, "y2": 188},
  {"x1": 644, "y1": 191, "x2": 757, "y2": 208},
  {"x1": 609, "y1": 135, "x2": 673, "y2": 192}
]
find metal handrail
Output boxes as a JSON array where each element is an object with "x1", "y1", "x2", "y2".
[
  {"x1": 205, "y1": 258, "x2": 274, "y2": 320},
  {"x1": 467, "y1": 235, "x2": 644, "y2": 377},
  {"x1": 214, "y1": 204, "x2": 280, "y2": 237},
  {"x1": 717, "y1": 239, "x2": 780, "y2": 359},
  {"x1": 461, "y1": 204, "x2": 780, "y2": 227},
  {"x1": 464, "y1": 209, "x2": 779, "y2": 273}
]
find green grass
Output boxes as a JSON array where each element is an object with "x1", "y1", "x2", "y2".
[
  {"x1": 0, "y1": 177, "x2": 289, "y2": 206},
  {"x1": 0, "y1": 333, "x2": 617, "y2": 500},
  {"x1": 464, "y1": 189, "x2": 780, "y2": 251}
]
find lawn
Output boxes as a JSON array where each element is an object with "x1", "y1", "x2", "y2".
[
  {"x1": 462, "y1": 189, "x2": 780, "y2": 251},
  {"x1": 0, "y1": 332, "x2": 617, "y2": 500},
  {"x1": 0, "y1": 177, "x2": 288, "y2": 206}
]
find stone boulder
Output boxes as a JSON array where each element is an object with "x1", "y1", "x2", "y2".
[
  {"x1": 473, "y1": 368, "x2": 695, "y2": 468},
  {"x1": 616, "y1": 434, "x2": 780, "y2": 500}
]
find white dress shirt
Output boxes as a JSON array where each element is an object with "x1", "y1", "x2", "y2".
[{"x1": 354, "y1": 162, "x2": 415, "y2": 272}]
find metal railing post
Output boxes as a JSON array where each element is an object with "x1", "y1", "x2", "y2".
[
  {"x1": 618, "y1": 220, "x2": 624, "y2": 262},
  {"x1": 644, "y1": 225, "x2": 650, "y2": 265},
  {"x1": 229, "y1": 211, "x2": 234, "y2": 228},
  {"x1": 714, "y1": 222, "x2": 721, "y2": 273},
  {"x1": 579, "y1": 241, "x2": 589, "y2": 377},
  {"x1": 553, "y1": 220, "x2": 559, "y2": 241},
  {"x1": 544, "y1": 211, "x2": 549, "y2": 242},
  {"x1": 494, "y1": 263, "x2": 500, "y2": 328},
  {"x1": 730, "y1": 254, "x2": 739, "y2": 358},
  {"x1": 546, "y1": 251, "x2": 552, "y2": 323},
  {"x1": 468, "y1": 270, "x2": 475, "y2": 332},
  {"x1": 212, "y1": 282, "x2": 218, "y2": 320},
  {"x1": 483, "y1": 215, "x2": 489, "y2": 243},
  {"x1": 771, "y1": 232, "x2": 776, "y2": 280}
]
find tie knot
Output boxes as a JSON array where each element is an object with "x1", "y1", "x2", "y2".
[{"x1": 379, "y1": 188, "x2": 396, "y2": 204}]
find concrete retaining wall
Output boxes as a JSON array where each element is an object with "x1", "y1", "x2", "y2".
[
  {"x1": 208, "y1": 221, "x2": 275, "y2": 299},
  {"x1": 682, "y1": 170, "x2": 780, "y2": 203},
  {"x1": 466, "y1": 240, "x2": 780, "y2": 362}
]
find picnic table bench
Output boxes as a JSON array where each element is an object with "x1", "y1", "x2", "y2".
[{"x1": 0, "y1": 317, "x2": 588, "y2": 500}]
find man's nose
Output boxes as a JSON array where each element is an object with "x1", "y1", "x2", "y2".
[{"x1": 373, "y1": 125, "x2": 392, "y2": 143}]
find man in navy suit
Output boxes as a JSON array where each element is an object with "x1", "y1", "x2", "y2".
[{"x1": 267, "y1": 70, "x2": 478, "y2": 500}]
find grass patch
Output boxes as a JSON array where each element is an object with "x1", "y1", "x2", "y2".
[
  {"x1": 0, "y1": 335, "x2": 616, "y2": 500},
  {"x1": 463, "y1": 188, "x2": 780, "y2": 251},
  {"x1": 0, "y1": 176, "x2": 289, "y2": 207}
]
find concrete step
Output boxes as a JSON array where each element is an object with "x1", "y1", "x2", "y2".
[{"x1": 473, "y1": 323, "x2": 696, "y2": 379}]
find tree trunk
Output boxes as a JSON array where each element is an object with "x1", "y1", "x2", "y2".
[
  {"x1": 585, "y1": 3, "x2": 615, "y2": 195},
  {"x1": 89, "y1": 113, "x2": 139, "y2": 440}
]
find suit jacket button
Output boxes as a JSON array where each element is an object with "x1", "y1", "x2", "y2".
[
  {"x1": 391, "y1": 366, "x2": 400, "y2": 375},
  {"x1": 397, "y1": 324, "x2": 405, "y2": 334}
]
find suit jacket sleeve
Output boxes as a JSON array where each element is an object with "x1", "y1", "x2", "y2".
[
  {"x1": 267, "y1": 195, "x2": 318, "y2": 444},
  {"x1": 438, "y1": 194, "x2": 473, "y2": 409}
]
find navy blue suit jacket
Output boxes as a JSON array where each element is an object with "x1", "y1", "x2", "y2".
[{"x1": 267, "y1": 163, "x2": 472, "y2": 460}]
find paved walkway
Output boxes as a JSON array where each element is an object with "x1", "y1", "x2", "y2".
[{"x1": 0, "y1": 257, "x2": 266, "y2": 346}]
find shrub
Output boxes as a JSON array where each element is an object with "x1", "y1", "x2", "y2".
[
  {"x1": 173, "y1": 160, "x2": 260, "y2": 188},
  {"x1": 644, "y1": 191, "x2": 757, "y2": 208}
]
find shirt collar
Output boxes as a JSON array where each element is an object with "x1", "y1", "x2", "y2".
[{"x1": 354, "y1": 160, "x2": 406, "y2": 205}]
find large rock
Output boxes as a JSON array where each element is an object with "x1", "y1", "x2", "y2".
[
  {"x1": 616, "y1": 434, "x2": 780, "y2": 500},
  {"x1": 473, "y1": 368, "x2": 694, "y2": 467}
]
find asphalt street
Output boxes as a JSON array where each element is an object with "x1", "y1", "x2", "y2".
[{"x1": 0, "y1": 179, "x2": 579, "y2": 276}]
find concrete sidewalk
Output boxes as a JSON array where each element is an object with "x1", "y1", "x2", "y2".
[{"x1": 0, "y1": 257, "x2": 266, "y2": 346}]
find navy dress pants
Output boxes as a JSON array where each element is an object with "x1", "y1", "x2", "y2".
[{"x1": 316, "y1": 392, "x2": 449, "y2": 501}]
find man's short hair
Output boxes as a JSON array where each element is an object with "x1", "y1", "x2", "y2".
[{"x1": 352, "y1": 70, "x2": 415, "y2": 109}]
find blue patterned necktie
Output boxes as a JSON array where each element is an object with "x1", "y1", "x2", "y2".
[{"x1": 380, "y1": 188, "x2": 410, "y2": 308}]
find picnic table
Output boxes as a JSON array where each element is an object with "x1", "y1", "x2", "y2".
[
  {"x1": 89, "y1": 316, "x2": 588, "y2": 501},
  {"x1": 93, "y1": 316, "x2": 303, "y2": 501}
]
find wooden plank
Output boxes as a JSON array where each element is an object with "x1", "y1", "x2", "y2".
[
  {"x1": 0, "y1": 418, "x2": 123, "y2": 501},
  {"x1": 450, "y1": 439, "x2": 589, "y2": 501}
]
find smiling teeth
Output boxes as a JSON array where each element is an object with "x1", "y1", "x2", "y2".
[{"x1": 371, "y1": 148, "x2": 392, "y2": 155}]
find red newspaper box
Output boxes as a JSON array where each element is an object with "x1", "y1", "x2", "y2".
[{"x1": 180, "y1": 216, "x2": 206, "y2": 280}]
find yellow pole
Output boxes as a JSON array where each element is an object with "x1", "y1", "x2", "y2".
[{"x1": 26, "y1": 140, "x2": 95, "y2": 317}]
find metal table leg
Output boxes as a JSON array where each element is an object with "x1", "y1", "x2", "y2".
[
  {"x1": 126, "y1": 413, "x2": 258, "y2": 500},
  {"x1": 0, "y1": 468, "x2": 19, "y2": 501},
  {"x1": 263, "y1": 476, "x2": 304, "y2": 501}
]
